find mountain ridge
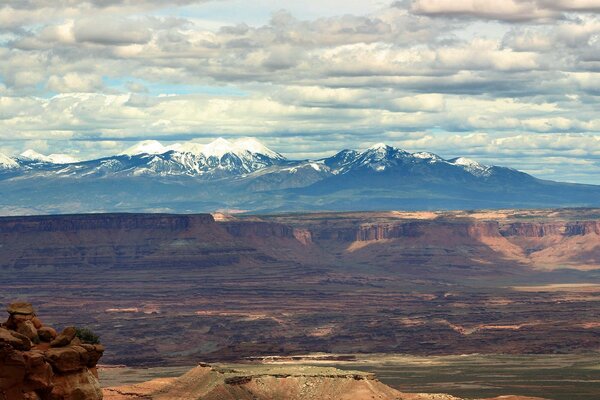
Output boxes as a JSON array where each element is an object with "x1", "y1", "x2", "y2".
[
  {"x1": 1, "y1": 137, "x2": 600, "y2": 214},
  {"x1": 0, "y1": 137, "x2": 527, "y2": 180}
]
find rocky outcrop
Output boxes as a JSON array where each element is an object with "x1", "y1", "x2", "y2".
[
  {"x1": 103, "y1": 364, "x2": 463, "y2": 400},
  {"x1": 223, "y1": 221, "x2": 313, "y2": 244},
  {"x1": 0, "y1": 302, "x2": 104, "y2": 400},
  {"x1": 102, "y1": 363, "x2": 550, "y2": 400},
  {"x1": 499, "y1": 221, "x2": 600, "y2": 237}
]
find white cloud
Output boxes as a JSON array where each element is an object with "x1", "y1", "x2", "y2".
[
  {"x1": 47, "y1": 73, "x2": 103, "y2": 92},
  {"x1": 410, "y1": 0, "x2": 557, "y2": 22},
  {"x1": 0, "y1": 0, "x2": 599, "y2": 183},
  {"x1": 410, "y1": 0, "x2": 600, "y2": 21}
]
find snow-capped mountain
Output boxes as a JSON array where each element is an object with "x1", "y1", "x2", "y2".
[
  {"x1": 0, "y1": 153, "x2": 19, "y2": 170},
  {"x1": 318, "y1": 144, "x2": 514, "y2": 181},
  {"x1": 1, "y1": 137, "x2": 598, "y2": 214},
  {"x1": 19, "y1": 149, "x2": 79, "y2": 165},
  {"x1": 15, "y1": 138, "x2": 287, "y2": 179},
  {"x1": 114, "y1": 137, "x2": 286, "y2": 177},
  {"x1": 449, "y1": 157, "x2": 492, "y2": 177},
  {"x1": 0, "y1": 138, "x2": 506, "y2": 180}
]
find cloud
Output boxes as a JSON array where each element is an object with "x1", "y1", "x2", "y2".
[
  {"x1": 0, "y1": 0, "x2": 600, "y2": 183},
  {"x1": 409, "y1": 0, "x2": 558, "y2": 22},
  {"x1": 47, "y1": 73, "x2": 103, "y2": 92},
  {"x1": 73, "y1": 18, "x2": 153, "y2": 45},
  {"x1": 409, "y1": 0, "x2": 600, "y2": 22}
]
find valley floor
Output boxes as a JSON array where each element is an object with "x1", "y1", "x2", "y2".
[{"x1": 99, "y1": 353, "x2": 600, "y2": 400}]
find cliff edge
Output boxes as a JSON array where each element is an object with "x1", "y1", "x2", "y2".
[{"x1": 103, "y1": 363, "x2": 547, "y2": 400}]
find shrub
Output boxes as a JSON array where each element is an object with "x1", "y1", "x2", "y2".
[{"x1": 75, "y1": 327, "x2": 100, "y2": 344}]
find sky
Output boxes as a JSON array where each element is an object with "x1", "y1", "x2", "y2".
[{"x1": 1, "y1": 0, "x2": 600, "y2": 183}]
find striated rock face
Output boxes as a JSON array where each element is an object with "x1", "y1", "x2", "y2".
[
  {"x1": 223, "y1": 221, "x2": 313, "y2": 244},
  {"x1": 498, "y1": 221, "x2": 600, "y2": 237},
  {"x1": 0, "y1": 213, "x2": 237, "y2": 271},
  {"x1": 102, "y1": 364, "x2": 550, "y2": 400},
  {"x1": 0, "y1": 213, "x2": 214, "y2": 234},
  {"x1": 103, "y1": 364, "x2": 463, "y2": 400},
  {"x1": 0, "y1": 302, "x2": 104, "y2": 400}
]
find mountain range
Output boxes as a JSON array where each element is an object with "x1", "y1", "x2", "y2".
[{"x1": 1, "y1": 137, "x2": 600, "y2": 214}]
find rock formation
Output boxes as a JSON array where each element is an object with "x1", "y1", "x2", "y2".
[
  {"x1": 102, "y1": 363, "x2": 548, "y2": 400},
  {"x1": 103, "y1": 363, "x2": 460, "y2": 400},
  {"x1": 0, "y1": 302, "x2": 104, "y2": 400}
]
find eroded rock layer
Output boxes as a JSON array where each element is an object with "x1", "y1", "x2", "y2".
[{"x1": 102, "y1": 363, "x2": 548, "y2": 400}]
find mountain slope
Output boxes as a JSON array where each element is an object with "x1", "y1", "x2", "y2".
[{"x1": 1, "y1": 138, "x2": 600, "y2": 214}]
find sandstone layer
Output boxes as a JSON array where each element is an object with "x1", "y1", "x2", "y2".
[
  {"x1": 102, "y1": 363, "x2": 548, "y2": 400},
  {"x1": 103, "y1": 363, "x2": 458, "y2": 400}
]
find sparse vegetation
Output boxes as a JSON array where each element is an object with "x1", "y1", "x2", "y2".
[{"x1": 75, "y1": 327, "x2": 100, "y2": 344}]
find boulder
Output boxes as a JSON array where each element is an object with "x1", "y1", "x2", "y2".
[
  {"x1": 23, "y1": 350, "x2": 53, "y2": 391},
  {"x1": 80, "y1": 344, "x2": 104, "y2": 368},
  {"x1": 7, "y1": 302, "x2": 34, "y2": 316},
  {"x1": 17, "y1": 320, "x2": 38, "y2": 341},
  {"x1": 31, "y1": 317, "x2": 43, "y2": 330},
  {"x1": 0, "y1": 343, "x2": 27, "y2": 394},
  {"x1": 38, "y1": 327, "x2": 57, "y2": 343},
  {"x1": 50, "y1": 327, "x2": 77, "y2": 348},
  {"x1": 50, "y1": 369, "x2": 102, "y2": 400},
  {"x1": 45, "y1": 347, "x2": 84, "y2": 373},
  {"x1": 71, "y1": 345, "x2": 90, "y2": 366},
  {"x1": 0, "y1": 327, "x2": 32, "y2": 351},
  {"x1": 1, "y1": 302, "x2": 104, "y2": 400}
]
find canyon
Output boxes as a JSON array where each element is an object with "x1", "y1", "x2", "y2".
[{"x1": 0, "y1": 209, "x2": 598, "y2": 368}]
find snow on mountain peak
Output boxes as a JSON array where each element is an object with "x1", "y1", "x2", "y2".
[
  {"x1": 451, "y1": 157, "x2": 491, "y2": 177},
  {"x1": 368, "y1": 143, "x2": 389, "y2": 151},
  {"x1": 19, "y1": 149, "x2": 46, "y2": 160},
  {"x1": 177, "y1": 137, "x2": 283, "y2": 159},
  {"x1": 233, "y1": 137, "x2": 283, "y2": 159},
  {"x1": 122, "y1": 137, "x2": 283, "y2": 160},
  {"x1": 19, "y1": 149, "x2": 78, "y2": 164},
  {"x1": 0, "y1": 153, "x2": 19, "y2": 169},
  {"x1": 412, "y1": 151, "x2": 442, "y2": 161},
  {"x1": 121, "y1": 140, "x2": 169, "y2": 156},
  {"x1": 451, "y1": 157, "x2": 483, "y2": 168}
]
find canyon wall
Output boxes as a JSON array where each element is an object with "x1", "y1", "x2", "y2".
[{"x1": 1, "y1": 211, "x2": 599, "y2": 271}]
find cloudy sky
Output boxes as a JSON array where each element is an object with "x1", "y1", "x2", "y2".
[{"x1": 1, "y1": 0, "x2": 600, "y2": 183}]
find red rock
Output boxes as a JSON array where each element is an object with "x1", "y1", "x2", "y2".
[
  {"x1": 49, "y1": 369, "x2": 102, "y2": 400},
  {"x1": 31, "y1": 317, "x2": 43, "y2": 330},
  {"x1": 81, "y1": 344, "x2": 104, "y2": 368},
  {"x1": 50, "y1": 327, "x2": 77, "y2": 348},
  {"x1": 1, "y1": 303, "x2": 103, "y2": 400},
  {"x1": 23, "y1": 350, "x2": 53, "y2": 391},
  {"x1": 38, "y1": 326, "x2": 57, "y2": 343},
  {"x1": 17, "y1": 320, "x2": 38, "y2": 341},
  {"x1": 0, "y1": 343, "x2": 26, "y2": 395},
  {"x1": 0, "y1": 327, "x2": 32, "y2": 351},
  {"x1": 45, "y1": 347, "x2": 84, "y2": 373},
  {"x1": 7, "y1": 302, "x2": 34, "y2": 316}
]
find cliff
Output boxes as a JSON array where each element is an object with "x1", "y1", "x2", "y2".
[
  {"x1": 0, "y1": 302, "x2": 104, "y2": 400},
  {"x1": 2, "y1": 211, "x2": 600, "y2": 272},
  {"x1": 102, "y1": 363, "x2": 548, "y2": 400},
  {"x1": 103, "y1": 363, "x2": 459, "y2": 400}
]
